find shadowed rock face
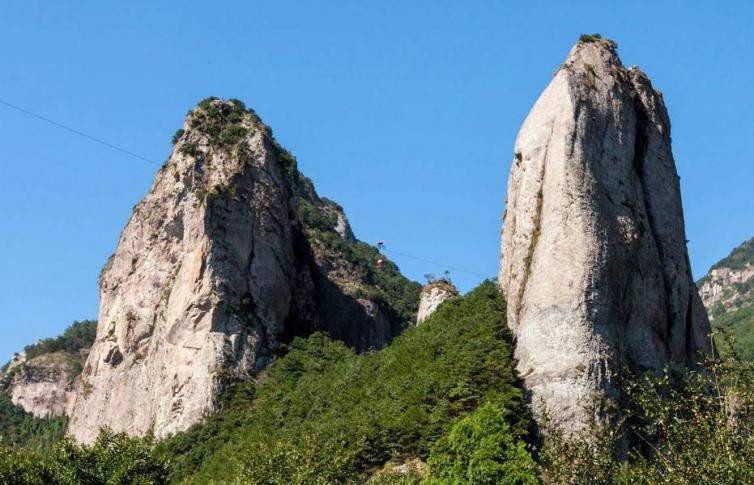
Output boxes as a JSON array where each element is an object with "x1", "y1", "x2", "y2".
[
  {"x1": 499, "y1": 39, "x2": 711, "y2": 436},
  {"x1": 68, "y1": 99, "x2": 418, "y2": 443}
]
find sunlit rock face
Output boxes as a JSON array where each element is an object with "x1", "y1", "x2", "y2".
[
  {"x1": 499, "y1": 39, "x2": 711, "y2": 436},
  {"x1": 68, "y1": 99, "x2": 417, "y2": 443}
]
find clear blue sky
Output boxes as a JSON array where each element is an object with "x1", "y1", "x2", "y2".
[{"x1": 1, "y1": 1, "x2": 752, "y2": 363}]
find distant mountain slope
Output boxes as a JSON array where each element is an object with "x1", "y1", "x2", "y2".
[
  {"x1": 0, "y1": 321, "x2": 96, "y2": 450},
  {"x1": 698, "y1": 236, "x2": 754, "y2": 359}
]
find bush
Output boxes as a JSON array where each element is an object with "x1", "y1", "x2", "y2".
[
  {"x1": 578, "y1": 33, "x2": 618, "y2": 50},
  {"x1": 171, "y1": 129, "x2": 185, "y2": 145},
  {"x1": 427, "y1": 402, "x2": 539, "y2": 484},
  {"x1": 218, "y1": 124, "x2": 247, "y2": 148},
  {"x1": 179, "y1": 143, "x2": 199, "y2": 157},
  {"x1": 190, "y1": 98, "x2": 249, "y2": 146}
]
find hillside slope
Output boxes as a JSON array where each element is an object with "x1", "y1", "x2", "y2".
[
  {"x1": 698, "y1": 236, "x2": 754, "y2": 359},
  {"x1": 155, "y1": 281, "x2": 532, "y2": 483},
  {"x1": 0, "y1": 321, "x2": 96, "y2": 450}
]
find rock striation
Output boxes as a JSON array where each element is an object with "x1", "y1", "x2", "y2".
[
  {"x1": 68, "y1": 99, "x2": 419, "y2": 443},
  {"x1": 499, "y1": 37, "x2": 712, "y2": 436},
  {"x1": 416, "y1": 280, "x2": 458, "y2": 324}
]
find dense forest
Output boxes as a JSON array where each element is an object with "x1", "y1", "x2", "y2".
[{"x1": 1, "y1": 284, "x2": 754, "y2": 484}]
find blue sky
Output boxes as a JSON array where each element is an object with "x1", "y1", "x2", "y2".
[{"x1": 1, "y1": 1, "x2": 752, "y2": 363}]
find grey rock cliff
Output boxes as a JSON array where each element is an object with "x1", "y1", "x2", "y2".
[
  {"x1": 68, "y1": 99, "x2": 418, "y2": 443},
  {"x1": 499, "y1": 38, "x2": 712, "y2": 436}
]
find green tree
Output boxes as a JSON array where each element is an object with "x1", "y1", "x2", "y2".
[{"x1": 427, "y1": 402, "x2": 539, "y2": 485}]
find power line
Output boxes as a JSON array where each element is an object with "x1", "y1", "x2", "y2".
[
  {"x1": 382, "y1": 247, "x2": 492, "y2": 279},
  {"x1": 0, "y1": 98, "x2": 160, "y2": 167},
  {"x1": 0, "y1": 97, "x2": 492, "y2": 281}
]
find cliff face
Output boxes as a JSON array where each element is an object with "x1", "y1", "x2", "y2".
[
  {"x1": 68, "y1": 99, "x2": 419, "y2": 443},
  {"x1": 499, "y1": 37, "x2": 711, "y2": 435}
]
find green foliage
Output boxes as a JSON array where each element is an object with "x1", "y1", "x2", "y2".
[
  {"x1": 0, "y1": 446, "x2": 60, "y2": 484},
  {"x1": 299, "y1": 199, "x2": 338, "y2": 233},
  {"x1": 24, "y1": 320, "x2": 97, "y2": 362},
  {"x1": 189, "y1": 98, "x2": 250, "y2": 148},
  {"x1": 578, "y1": 33, "x2": 618, "y2": 50},
  {"x1": 196, "y1": 96, "x2": 219, "y2": 110},
  {"x1": 427, "y1": 402, "x2": 539, "y2": 484},
  {"x1": 157, "y1": 282, "x2": 529, "y2": 483},
  {"x1": 179, "y1": 143, "x2": 198, "y2": 157},
  {"x1": 0, "y1": 320, "x2": 96, "y2": 452},
  {"x1": 276, "y1": 145, "x2": 304, "y2": 191},
  {"x1": 306, "y1": 228, "x2": 422, "y2": 323},
  {"x1": 0, "y1": 430, "x2": 168, "y2": 484},
  {"x1": 540, "y1": 354, "x2": 754, "y2": 484},
  {"x1": 0, "y1": 392, "x2": 68, "y2": 452},
  {"x1": 714, "y1": 306, "x2": 754, "y2": 360},
  {"x1": 171, "y1": 129, "x2": 185, "y2": 145},
  {"x1": 711, "y1": 236, "x2": 754, "y2": 271},
  {"x1": 218, "y1": 124, "x2": 247, "y2": 148}
]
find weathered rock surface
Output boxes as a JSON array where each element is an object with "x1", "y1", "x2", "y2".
[
  {"x1": 499, "y1": 37, "x2": 712, "y2": 436},
  {"x1": 68, "y1": 99, "x2": 419, "y2": 443},
  {"x1": 8, "y1": 352, "x2": 79, "y2": 418},
  {"x1": 416, "y1": 280, "x2": 458, "y2": 324}
]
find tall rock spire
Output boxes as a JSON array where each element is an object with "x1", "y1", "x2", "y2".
[
  {"x1": 68, "y1": 98, "x2": 420, "y2": 443},
  {"x1": 499, "y1": 36, "x2": 711, "y2": 435}
]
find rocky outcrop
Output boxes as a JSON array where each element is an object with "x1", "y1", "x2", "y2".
[
  {"x1": 8, "y1": 352, "x2": 79, "y2": 418},
  {"x1": 499, "y1": 37, "x2": 712, "y2": 436},
  {"x1": 1, "y1": 352, "x2": 27, "y2": 377},
  {"x1": 698, "y1": 237, "x2": 754, "y2": 320},
  {"x1": 416, "y1": 280, "x2": 458, "y2": 324},
  {"x1": 68, "y1": 99, "x2": 419, "y2": 443},
  {"x1": 370, "y1": 458, "x2": 428, "y2": 482}
]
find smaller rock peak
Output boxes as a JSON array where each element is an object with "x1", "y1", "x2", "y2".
[{"x1": 416, "y1": 279, "x2": 458, "y2": 324}]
